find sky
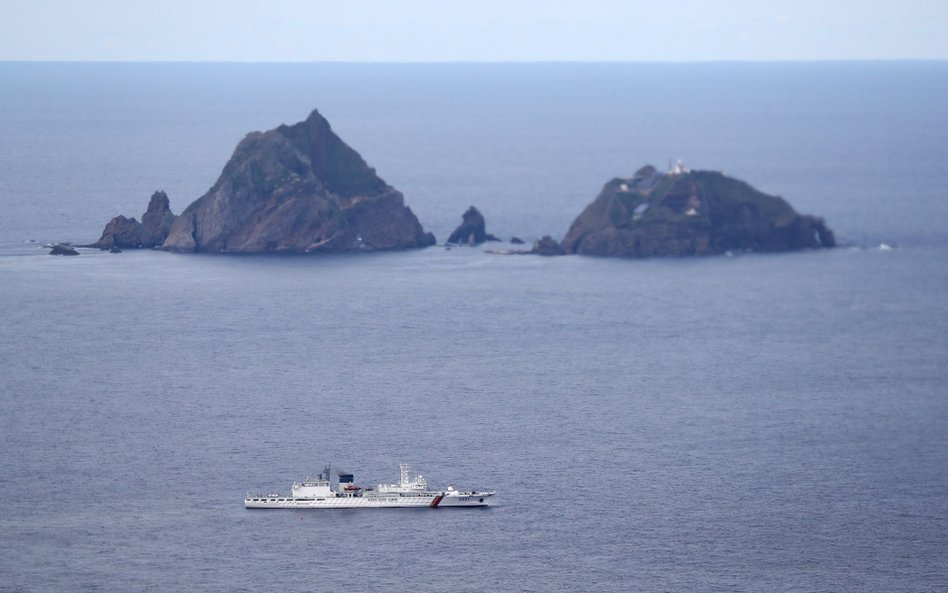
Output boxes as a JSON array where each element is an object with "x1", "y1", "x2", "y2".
[{"x1": 1, "y1": 0, "x2": 946, "y2": 62}]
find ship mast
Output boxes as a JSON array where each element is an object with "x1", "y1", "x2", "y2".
[{"x1": 400, "y1": 463, "x2": 410, "y2": 486}]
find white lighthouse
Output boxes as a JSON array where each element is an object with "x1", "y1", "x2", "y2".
[{"x1": 668, "y1": 159, "x2": 689, "y2": 175}]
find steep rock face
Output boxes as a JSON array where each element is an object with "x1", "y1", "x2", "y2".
[
  {"x1": 92, "y1": 191, "x2": 176, "y2": 249},
  {"x1": 161, "y1": 110, "x2": 435, "y2": 253},
  {"x1": 446, "y1": 206, "x2": 499, "y2": 245},
  {"x1": 561, "y1": 165, "x2": 835, "y2": 257},
  {"x1": 141, "y1": 191, "x2": 176, "y2": 243}
]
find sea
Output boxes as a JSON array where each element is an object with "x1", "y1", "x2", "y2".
[{"x1": 1, "y1": 62, "x2": 946, "y2": 592}]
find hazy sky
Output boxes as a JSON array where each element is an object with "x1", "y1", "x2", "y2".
[{"x1": 2, "y1": 0, "x2": 946, "y2": 61}]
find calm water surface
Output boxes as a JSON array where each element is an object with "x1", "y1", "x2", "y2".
[{"x1": 1, "y1": 63, "x2": 946, "y2": 592}]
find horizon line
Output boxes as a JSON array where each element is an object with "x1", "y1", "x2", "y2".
[{"x1": 2, "y1": 58, "x2": 947, "y2": 65}]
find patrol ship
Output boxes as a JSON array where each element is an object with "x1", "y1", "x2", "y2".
[{"x1": 245, "y1": 464, "x2": 494, "y2": 509}]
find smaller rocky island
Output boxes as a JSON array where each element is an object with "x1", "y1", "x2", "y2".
[{"x1": 561, "y1": 163, "x2": 835, "y2": 257}]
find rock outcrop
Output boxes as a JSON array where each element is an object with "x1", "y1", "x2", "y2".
[
  {"x1": 160, "y1": 110, "x2": 435, "y2": 253},
  {"x1": 485, "y1": 235, "x2": 566, "y2": 256},
  {"x1": 446, "y1": 206, "x2": 499, "y2": 245},
  {"x1": 531, "y1": 235, "x2": 566, "y2": 256},
  {"x1": 49, "y1": 243, "x2": 79, "y2": 256},
  {"x1": 140, "y1": 191, "x2": 176, "y2": 243},
  {"x1": 92, "y1": 216, "x2": 145, "y2": 249},
  {"x1": 92, "y1": 191, "x2": 176, "y2": 249},
  {"x1": 561, "y1": 165, "x2": 835, "y2": 257}
]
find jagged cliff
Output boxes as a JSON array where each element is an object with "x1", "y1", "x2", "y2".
[
  {"x1": 92, "y1": 191, "x2": 176, "y2": 249},
  {"x1": 152, "y1": 109, "x2": 434, "y2": 253},
  {"x1": 561, "y1": 165, "x2": 835, "y2": 257}
]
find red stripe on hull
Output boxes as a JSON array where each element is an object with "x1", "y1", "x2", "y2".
[{"x1": 430, "y1": 495, "x2": 444, "y2": 508}]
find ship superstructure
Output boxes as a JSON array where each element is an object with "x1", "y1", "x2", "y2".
[{"x1": 245, "y1": 464, "x2": 494, "y2": 509}]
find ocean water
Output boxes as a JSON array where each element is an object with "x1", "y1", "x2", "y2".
[{"x1": 1, "y1": 62, "x2": 947, "y2": 592}]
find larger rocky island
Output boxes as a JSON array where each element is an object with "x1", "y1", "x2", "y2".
[
  {"x1": 94, "y1": 110, "x2": 435, "y2": 253},
  {"x1": 560, "y1": 163, "x2": 835, "y2": 257}
]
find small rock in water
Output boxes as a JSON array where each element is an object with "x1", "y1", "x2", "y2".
[
  {"x1": 50, "y1": 244, "x2": 79, "y2": 256},
  {"x1": 531, "y1": 235, "x2": 566, "y2": 256}
]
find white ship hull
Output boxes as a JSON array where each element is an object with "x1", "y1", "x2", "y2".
[
  {"x1": 246, "y1": 464, "x2": 494, "y2": 510},
  {"x1": 245, "y1": 492, "x2": 493, "y2": 509}
]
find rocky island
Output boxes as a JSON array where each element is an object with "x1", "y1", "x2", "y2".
[
  {"x1": 446, "y1": 206, "x2": 500, "y2": 245},
  {"x1": 560, "y1": 163, "x2": 835, "y2": 257},
  {"x1": 94, "y1": 110, "x2": 435, "y2": 253},
  {"x1": 88, "y1": 116, "x2": 836, "y2": 262}
]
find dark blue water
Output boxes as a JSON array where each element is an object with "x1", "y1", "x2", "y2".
[{"x1": 1, "y1": 63, "x2": 947, "y2": 592}]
